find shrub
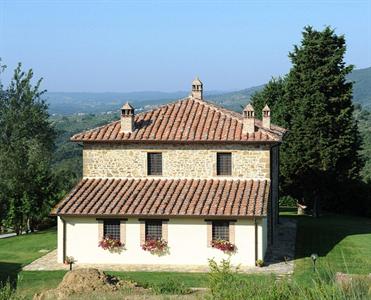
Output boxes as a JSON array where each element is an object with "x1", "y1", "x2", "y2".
[
  {"x1": 150, "y1": 278, "x2": 191, "y2": 295},
  {"x1": 207, "y1": 258, "x2": 371, "y2": 300},
  {"x1": 0, "y1": 281, "x2": 18, "y2": 300},
  {"x1": 255, "y1": 259, "x2": 264, "y2": 267},
  {"x1": 279, "y1": 195, "x2": 297, "y2": 208}
]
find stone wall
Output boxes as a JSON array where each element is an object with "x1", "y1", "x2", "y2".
[{"x1": 83, "y1": 143, "x2": 270, "y2": 179}]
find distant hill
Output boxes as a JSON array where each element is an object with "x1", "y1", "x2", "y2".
[
  {"x1": 209, "y1": 67, "x2": 371, "y2": 112},
  {"x1": 348, "y1": 67, "x2": 371, "y2": 109},
  {"x1": 45, "y1": 67, "x2": 371, "y2": 115}
]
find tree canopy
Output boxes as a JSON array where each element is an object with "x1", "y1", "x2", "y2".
[{"x1": 252, "y1": 26, "x2": 364, "y2": 215}]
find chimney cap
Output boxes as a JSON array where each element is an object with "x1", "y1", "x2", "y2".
[
  {"x1": 263, "y1": 104, "x2": 270, "y2": 111},
  {"x1": 243, "y1": 103, "x2": 254, "y2": 112},
  {"x1": 192, "y1": 77, "x2": 203, "y2": 85},
  {"x1": 122, "y1": 102, "x2": 134, "y2": 110}
]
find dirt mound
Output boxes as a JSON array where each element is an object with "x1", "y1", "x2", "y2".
[{"x1": 33, "y1": 268, "x2": 136, "y2": 300}]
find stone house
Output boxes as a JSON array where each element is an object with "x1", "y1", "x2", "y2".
[{"x1": 51, "y1": 78, "x2": 287, "y2": 268}]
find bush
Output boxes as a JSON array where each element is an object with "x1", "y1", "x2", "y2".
[
  {"x1": 0, "y1": 281, "x2": 18, "y2": 300},
  {"x1": 207, "y1": 259, "x2": 371, "y2": 300},
  {"x1": 150, "y1": 277, "x2": 191, "y2": 295},
  {"x1": 279, "y1": 195, "x2": 297, "y2": 208}
]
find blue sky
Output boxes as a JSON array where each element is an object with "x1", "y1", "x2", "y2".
[{"x1": 1, "y1": 0, "x2": 370, "y2": 92}]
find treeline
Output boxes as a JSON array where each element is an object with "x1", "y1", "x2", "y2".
[{"x1": 252, "y1": 26, "x2": 370, "y2": 217}]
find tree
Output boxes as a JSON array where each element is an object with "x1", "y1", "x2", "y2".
[
  {"x1": 0, "y1": 63, "x2": 56, "y2": 233},
  {"x1": 251, "y1": 77, "x2": 289, "y2": 128},
  {"x1": 251, "y1": 26, "x2": 364, "y2": 216}
]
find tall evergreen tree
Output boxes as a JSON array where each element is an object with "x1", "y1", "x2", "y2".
[
  {"x1": 251, "y1": 26, "x2": 363, "y2": 215},
  {"x1": 0, "y1": 63, "x2": 56, "y2": 233},
  {"x1": 250, "y1": 77, "x2": 289, "y2": 128}
]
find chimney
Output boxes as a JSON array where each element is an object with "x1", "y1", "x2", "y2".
[
  {"x1": 262, "y1": 104, "x2": 271, "y2": 129},
  {"x1": 242, "y1": 104, "x2": 255, "y2": 134},
  {"x1": 120, "y1": 102, "x2": 135, "y2": 133},
  {"x1": 191, "y1": 77, "x2": 203, "y2": 100}
]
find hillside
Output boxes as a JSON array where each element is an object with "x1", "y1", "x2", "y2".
[
  {"x1": 348, "y1": 67, "x2": 371, "y2": 109},
  {"x1": 45, "y1": 67, "x2": 371, "y2": 115}
]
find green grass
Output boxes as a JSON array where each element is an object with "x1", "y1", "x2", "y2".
[
  {"x1": 1, "y1": 212, "x2": 371, "y2": 298},
  {"x1": 108, "y1": 271, "x2": 270, "y2": 289},
  {"x1": 0, "y1": 228, "x2": 57, "y2": 285},
  {"x1": 279, "y1": 208, "x2": 371, "y2": 284}
]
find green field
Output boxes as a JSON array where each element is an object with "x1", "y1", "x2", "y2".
[{"x1": 1, "y1": 212, "x2": 370, "y2": 299}]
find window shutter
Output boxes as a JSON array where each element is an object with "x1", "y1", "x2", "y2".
[
  {"x1": 98, "y1": 220, "x2": 104, "y2": 241},
  {"x1": 162, "y1": 221, "x2": 168, "y2": 242},
  {"x1": 140, "y1": 220, "x2": 145, "y2": 245},
  {"x1": 207, "y1": 221, "x2": 212, "y2": 247},
  {"x1": 217, "y1": 153, "x2": 232, "y2": 176},
  {"x1": 120, "y1": 220, "x2": 126, "y2": 244},
  {"x1": 229, "y1": 221, "x2": 235, "y2": 244}
]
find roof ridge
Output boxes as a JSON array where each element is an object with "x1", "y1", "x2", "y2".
[{"x1": 193, "y1": 98, "x2": 243, "y2": 121}]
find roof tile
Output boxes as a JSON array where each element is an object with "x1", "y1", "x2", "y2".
[{"x1": 52, "y1": 178, "x2": 270, "y2": 217}]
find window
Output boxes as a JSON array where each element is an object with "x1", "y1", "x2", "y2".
[
  {"x1": 147, "y1": 152, "x2": 162, "y2": 175},
  {"x1": 103, "y1": 220, "x2": 120, "y2": 240},
  {"x1": 217, "y1": 153, "x2": 232, "y2": 176},
  {"x1": 145, "y1": 220, "x2": 162, "y2": 240},
  {"x1": 212, "y1": 221, "x2": 229, "y2": 241}
]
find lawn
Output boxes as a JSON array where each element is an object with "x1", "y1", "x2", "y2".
[
  {"x1": 280, "y1": 207, "x2": 371, "y2": 284},
  {"x1": 0, "y1": 228, "x2": 57, "y2": 284},
  {"x1": 1, "y1": 212, "x2": 370, "y2": 299}
]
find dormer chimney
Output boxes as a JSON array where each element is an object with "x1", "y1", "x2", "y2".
[
  {"x1": 242, "y1": 104, "x2": 255, "y2": 134},
  {"x1": 262, "y1": 104, "x2": 271, "y2": 129},
  {"x1": 191, "y1": 77, "x2": 203, "y2": 100},
  {"x1": 120, "y1": 102, "x2": 135, "y2": 133}
]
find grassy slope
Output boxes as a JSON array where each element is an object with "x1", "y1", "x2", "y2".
[{"x1": 282, "y1": 210, "x2": 371, "y2": 284}]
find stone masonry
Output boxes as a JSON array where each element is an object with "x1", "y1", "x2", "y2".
[{"x1": 83, "y1": 143, "x2": 271, "y2": 179}]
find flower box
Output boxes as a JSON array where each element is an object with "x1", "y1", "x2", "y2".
[
  {"x1": 211, "y1": 239, "x2": 236, "y2": 254},
  {"x1": 98, "y1": 235, "x2": 123, "y2": 252},
  {"x1": 142, "y1": 239, "x2": 169, "y2": 255}
]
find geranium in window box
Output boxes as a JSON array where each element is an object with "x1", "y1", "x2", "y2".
[
  {"x1": 142, "y1": 238, "x2": 169, "y2": 256},
  {"x1": 98, "y1": 235, "x2": 124, "y2": 253},
  {"x1": 211, "y1": 239, "x2": 236, "y2": 254}
]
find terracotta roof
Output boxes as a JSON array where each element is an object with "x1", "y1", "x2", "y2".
[
  {"x1": 71, "y1": 97, "x2": 286, "y2": 143},
  {"x1": 52, "y1": 178, "x2": 270, "y2": 217}
]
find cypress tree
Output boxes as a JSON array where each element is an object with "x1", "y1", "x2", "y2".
[{"x1": 283, "y1": 26, "x2": 363, "y2": 215}]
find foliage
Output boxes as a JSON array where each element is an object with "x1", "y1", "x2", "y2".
[
  {"x1": 207, "y1": 258, "x2": 370, "y2": 300},
  {"x1": 252, "y1": 26, "x2": 365, "y2": 216},
  {"x1": 0, "y1": 62, "x2": 57, "y2": 233},
  {"x1": 98, "y1": 236, "x2": 123, "y2": 252},
  {"x1": 142, "y1": 239, "x2": 168, "y2": 255},
  {"x1": 149, "y1": 277, "x2": 191, "y2": 295},
  {"x1": 0, "y1": 281, "x2": 18, "y2": 300},
  {"x1": 211, "y1": 239, "x2": 236, "y2": 254},
  {"x1": 63, "y1": 256, "x2": 76, "y2": 265},
  {"x1": 255, "y1": 259, "x2": 264, "y2": 267},
  {"x1": 279, "y1": 196, "x2": 297, "y2": 208}
]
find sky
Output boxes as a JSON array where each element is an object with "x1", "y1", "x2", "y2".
[{"x1": 0, "y1": 0, "x2": 370, "y2": 92}]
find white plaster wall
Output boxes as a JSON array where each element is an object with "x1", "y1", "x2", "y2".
[
  {"x1": 59, "y1": 217, "x2": 267, "y2": 266},
  {"x1": 57, "y1": 216, "x2": 64, "y2": 263}
]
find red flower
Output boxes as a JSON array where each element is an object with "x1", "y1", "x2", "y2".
[
  {"x1": 98, "y1": 235, "x2": 123, "y2": 251},
  {"x1": 211, "y1": 239, "x2": 236, "y2": 253},
  {"x1": 142, "y1": 238, "x2": 168, "y2": 255}
]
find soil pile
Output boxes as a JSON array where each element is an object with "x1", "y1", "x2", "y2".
[{"x1": 33, "y1": 268, "x2": 136, "y2": 300}]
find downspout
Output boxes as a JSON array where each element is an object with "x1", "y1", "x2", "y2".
[
  {"x1": 254, "y1": 217, "x2": 258, "y2": 263},
  {"x1": 60, "y1": 216, "x2": 66, "y2": 263}
]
